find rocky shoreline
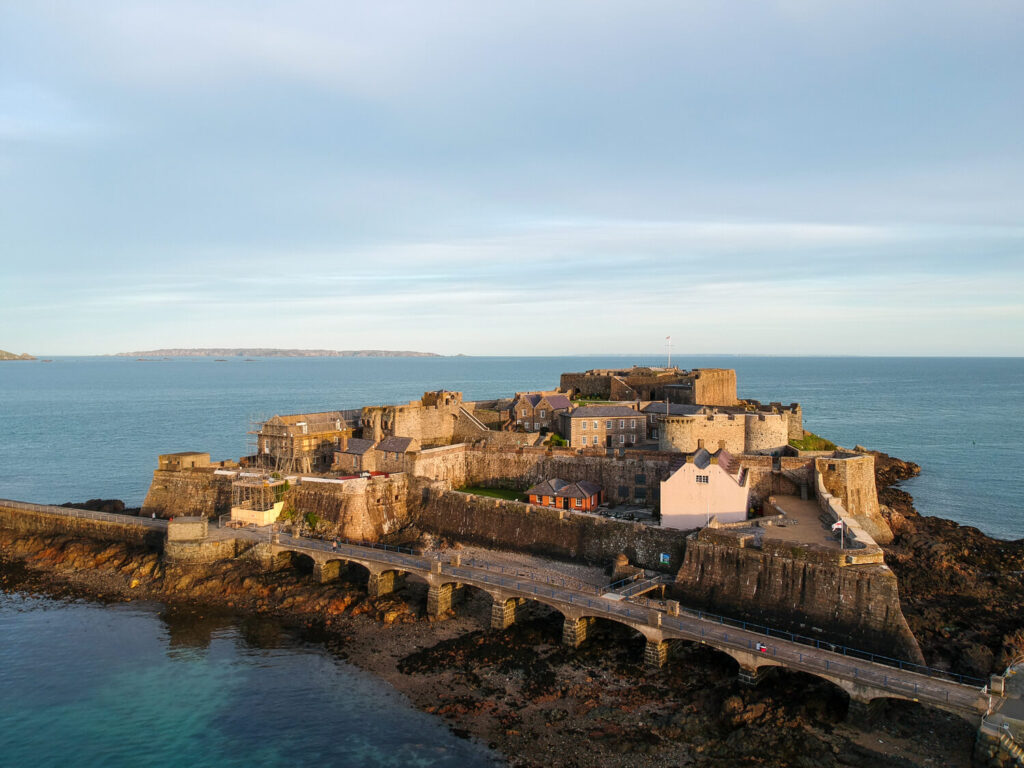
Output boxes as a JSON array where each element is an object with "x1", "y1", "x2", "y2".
[{"x1": 2, "y1": 452, "x2": 1021, "y2": 767}]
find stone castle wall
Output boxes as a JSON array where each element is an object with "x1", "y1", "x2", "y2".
[
  {"x1": 660, "y1": 413, "x2": 746, "y2": 454},
  {"x1": 0, "y1": 501, "x2": 164, "y2": 549},
  {"x1": 283, "y1": 475, "x2": 411, "y2": 540},
  {"x1": 815, "y1": 454, "x2": 893, "y2": 545},
  {"x1": 141, "y1": 469, "x2": 233, "y2": 519},
  {"x1": 673, "y1": 528, "x2": 923, "y2": 663},
  {"x1": 743, "y1": 412, "x2": 790, "y2": 454},
  {"x1": 691, "y1": 369, "x2": 739, "y2": 406},
  {"x1": 413, "y1": 483, "x2": 688, "y2": 571}
]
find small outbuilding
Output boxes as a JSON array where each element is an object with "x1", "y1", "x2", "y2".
[{"x1": 526, "y1": 478, "x2": 603, "y2": 512}]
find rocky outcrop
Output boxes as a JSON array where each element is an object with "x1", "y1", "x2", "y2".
[
  {"x1": 0, "y1": 349, "x2": 35, "y2": 360},
  {"x1": 869, "y1": 450, "x2": 1024, "y2": 677}
]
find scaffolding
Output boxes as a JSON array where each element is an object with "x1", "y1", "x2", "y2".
[{"x1": 230, "y1": 473, "x2": 289, "y2": 526}]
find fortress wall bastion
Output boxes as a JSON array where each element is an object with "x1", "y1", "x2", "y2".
[
  {"x1": 0, "y1": 501, "x2": 164, "y2": 548},
  {"x1": 659, "y1": 413, "x2": 746, "y2": 454},
  {"x1": 672, "y1": 528, "x2": 923, "y2": 663},
  {"x1": 743, "y1": 411, "x2": 791, "y2": 454},
  {"x1": 815, "y1": 454, "x2": 893, "y2": 545},
  {"x1": 412, "y1": 482, "x2": 688, "y2": 571},
  {"x1": 141, "y1": 468, "x2": 233, "y2": 519},
  {"x1": 691, "y1": 368, "x2": 739, "y2": 406},
  {"x1": 283, "y1": 475, "x2": 411, "y2": 540}
]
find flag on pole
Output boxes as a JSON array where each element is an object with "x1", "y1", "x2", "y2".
[{"x1": 831, "y1": 520, "x2": 844, "y2": 531}]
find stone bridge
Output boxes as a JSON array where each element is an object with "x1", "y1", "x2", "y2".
[{"x1": 269, "y1": 533, "x2": 995, "y2": 726}]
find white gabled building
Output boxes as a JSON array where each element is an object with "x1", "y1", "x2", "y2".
[{"x1": 660, "y1": 447, "x2": 750, "y2": 531}]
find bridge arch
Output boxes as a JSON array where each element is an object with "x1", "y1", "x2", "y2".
[
  {"x1": 273, "y1": 549, "x2": 316, "y2": 576},
  {"x1": 318, "y1": 558, "x2": 371, "y2": 586}
]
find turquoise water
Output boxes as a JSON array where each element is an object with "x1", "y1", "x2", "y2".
[
  {"x1": 0, "y1": 355, "x2": 1021, "y2": 538},
  {"x1": 0, "y1": 593, "x2": 499, "y2": 768}
]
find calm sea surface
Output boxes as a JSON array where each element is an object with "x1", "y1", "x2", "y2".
[
  {"x1": 0, "y1": 593, "x2": 499, "y2": 768},
  {"x1": 0, "y1": 355, "x2": 1022, "y2": 765}
]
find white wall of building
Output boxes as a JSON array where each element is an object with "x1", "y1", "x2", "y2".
[{"x1": 660, "y1": 461, "x2": 749, "y2": 531}]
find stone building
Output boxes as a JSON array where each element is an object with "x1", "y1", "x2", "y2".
[
  {"x1": 257, "y1": 411, "x2": 356, "y2": 472},
  {"x1": 373, "y1": 436, "x2": 420, "y2": 474},
  {"x1": 560, "y1": 404, "x2": 646, "y2": 448},
  {"x1": 509, "y1": 392, "x2": 573, "y2": 432},
  {"x1": 334, "y1": 438, "x2": 375, "y2": 473},
  {"x1": 659, "y1": 448, "x2": 750, "y2": 530},
  {"x1": 526, "y1": 478, "x2": 603, "y2": 512},
  {"x1": 560, "y1": 366, "x2": 738, "y2": 406}
]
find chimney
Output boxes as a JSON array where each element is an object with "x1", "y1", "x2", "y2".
[
  {"x1": 697, "y1": 438, "x2": 705, "y2": 450},
  {"x1": 685, "y1": 453, "x2": 695, "y2": 464},
  {"x1": 718, "y1": 440, "x2": 727, "y2": 451}
]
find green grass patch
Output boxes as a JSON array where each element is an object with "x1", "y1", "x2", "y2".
[
  {"x1": 457, "y1": 486, "x2": 526, "y2": 502},
  {"x1": 789, "y1": 432, "x2": 838, "y2": 451}
]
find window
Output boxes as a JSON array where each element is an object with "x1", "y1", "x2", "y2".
[
  {"x1": 540, "y1": 410, "x2": 546, "y2": 417},
  {"x1": 575, "y1": 497, "x2": 582, "y2": 507},
  {"x1": 635, "y1": 487, "x2": 647, "y2": 499},
  {"x1": 618, "y1": 485, "x2": 629, "y2": 498},
  {"x1": 635, "y1": 473, "x2": 646, "y2": 485},
  {"x1": 630, "y1": 434, "x2": 636, "y2": 443},
  {"x1": 696, "y1": 475, "x2": 709, "y2": 484},
  {"x1": 593, "y1": 420, "x2": 598, "y2": 429},
  {"x1": 582, "y1": 420, "x2": 587, "y2": 429},
  {"x1": 533, "y1": 422, "x2": 539, "y2": 430},
  {"x1": 631, "y1": 419, "x2": 636, "y2": 428},
  {"x1": 593, "y1": 435, "x2": 600, "y2": 445},
  {"x1": 619, "y1": 434, "x2": 625, "y2": 444},
  {"x1": 521, "y1": 409, "x2": 528, "y2": 417},
  {"x1": 606, "y1": 420, "x2": 612, "y2": 429},
  {"x1": 619, "y1": 419, "x2": 625, "y2": 428}
]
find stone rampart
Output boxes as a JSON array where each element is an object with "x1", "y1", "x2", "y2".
[
  {"x1": 283, "y1": 474, "x2": 411, "y2": 540},
  {"x1": 0, "y1": 499, "x2": 164, "y2": 549},
  {"x1": 673, "y1": 527, "x2": 923, "y2": 663},
  {"x1": 660, "y1": 412, "x2": 746, "y2": 454},
  {"x1": 815, "y1": 454, "x2": 893, "y2": 545},
  {"x1": 141, "y1": 468, "x2": 233, "y2": 519},
  {"x1": 743, "y1": 412, "x2": 790, "y2": 454},
  {"x1": 414, "y1": 483, "x2": 688, "y2": 571}
]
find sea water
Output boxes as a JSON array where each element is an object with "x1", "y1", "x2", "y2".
[{"x1": 0, "y1": 593, "x2": 499, "y2": 768}]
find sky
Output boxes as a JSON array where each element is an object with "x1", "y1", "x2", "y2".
[{"x1": 1, "y1": 1, "x2": 1022, "y2": 356}]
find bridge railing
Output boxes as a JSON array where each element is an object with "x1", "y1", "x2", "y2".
[
  {"x1": 625, "y1": 595, "x2": 987, "y2": 687},
  {"x1": 0, "y1": 498, "x2": 166, "y2": 530},
  {"x1": 458, "y1": 556, "x2": 603, "y2": 595},
  {"x1": 275, "y1": 531, "x2": 988, "y2": 692}
]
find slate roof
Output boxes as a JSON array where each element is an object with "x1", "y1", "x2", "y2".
[
  {"x1": 514, "y1": 392, "x2": 572, "y2": 410},
  {"x1": 340, "y1": 438, "x2": 375, "y2": 455},
  {"x1": 544, "y1": 394, "x2": 572, "y2": 410},
  {"x1": 688, "y1": 448, "x2": 736, "y2": 473},
  {"x1": 375, "y1": 436, "x2": 416, "y2": 453},
  {"x1": 641, "y1": 402, "x2": 703, "y2": 416},
  {"x1": 526, "y1": 478, "x2": 602, "y2": 499},
  {"x1": 567, "y1": 405, "x2": 640, "y2": 418}
]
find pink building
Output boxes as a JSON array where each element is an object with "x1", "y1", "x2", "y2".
[{"x1": 660, "y1": 448, "x2": 750, "y2": 531}]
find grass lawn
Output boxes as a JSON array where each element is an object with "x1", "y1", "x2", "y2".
[
  {"x1": 457, "y1": 486, "x2": 526, "y2": 502},
  {"x1": 789, "y1": 432, "x2": 838, "y2": 451}
]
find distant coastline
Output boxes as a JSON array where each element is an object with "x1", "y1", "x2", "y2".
[
  {"x1": 0, "y1": 349, "x2": 36, "y2": 361},
  {"x1": 114, "y1": 348, "x2": 448, "y2": 358}
]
